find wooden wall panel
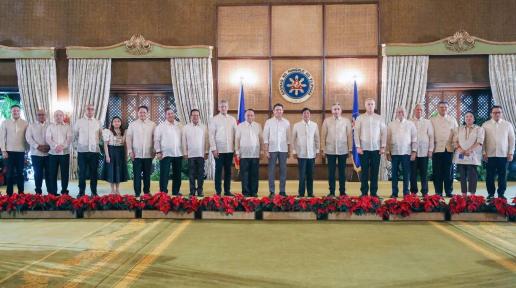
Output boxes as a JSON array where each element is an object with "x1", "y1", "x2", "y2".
[
  {"x1": 217, "y1": 59, "x2": 270, "y2": 111},
  {"x1": 271, "y1": 59, "x2": 323, "y2": 110},
  {"x1": 325, "y1": 58, "x2": 378, "y2": 111},
  {"x1": 325, "y1": 4, "x2": 378, "y2": 56},
  {"x1": 271, "y1": 5, "x2": 323, "y2": 56},
  {"x1": 217, "y1": 6, "x2": 269, "y2": 57}
]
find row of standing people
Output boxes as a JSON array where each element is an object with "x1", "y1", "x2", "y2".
[{"x1": 1, "y1": 99, "x2": 514, "y2": 198}]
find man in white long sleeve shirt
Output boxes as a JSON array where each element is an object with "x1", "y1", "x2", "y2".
[
  {"x1": 354, "y1": 98, "x2": 386, "y2": 197},
  {"x1": 126, "y1": 105, "x2": 156, "y2": 197},
  {"x1": 430, "y1": 101, "x2": 458, "y2": 197},
  {"x1": 209, "y1": 100, "x2": 237, "y2": 196},
  {"x1": 292, "y1": 108, "x2": 320, "y2": 197},
  {"x1": 46, "y1": 110, "x2": 72, "y2": 195},
  {"x1": 386, "y1": 107, "x2": 417, "y2": 197},
  {"x1": 321, "y1": 103, "x2": 352, "y2": 196},
  {"x1": 263, "y1": 103, "x2": 291, "y2": 196},
  {"x1": 25, "y1": 109, "x2": 50, "y2": 195},
  {"x1": 409, "y1": 104, "x2": 434, "y2": 196},
  {"x1": 482, "y1": 105, "x2": 515, "y2": 199},
  {"x1": 0, "y1": 105, "x2": 28, "y2": 195},
  {"x1": 182, "y1": 109, "x2": 209, "y2": 197},
  {"x1": 235, "y1": 109, "x2": 262, "y2": 197},
  {"x1": 73, "y1": 104, "x2": 102, "y2": 196},
  {"x1": 155, "y1": 108, "x2": 183, "y2": 196}
]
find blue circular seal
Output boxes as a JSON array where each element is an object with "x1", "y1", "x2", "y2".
[{"x1": 278, "y1": 68, "x2": 314, "y2": 103}]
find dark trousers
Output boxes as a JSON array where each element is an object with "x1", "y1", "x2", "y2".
[
  {"x1": 77, "y1": 152, "x2": 99, "y2": 196},
  {"x1": 391, "y1": 155, "x2": 411, "y2": 197},
  {"x1": 133, "y1": 158, "x2": 152, "y2": 196},
  {"x1": 31, "y1": 155, "x2": 49, "y2": 194},
  {"x1": 457, "y1": 164, "x2": 478, "y2": 194},
  {"x1": 410, "y1": 156, "x2": 429, "y2": 195},
  {"x1": 432, "y1": 151, "x2": 454, "y2": 196},
  {"x1": 215, "y1": 152, "x2": 233, "y2": 195},
  {"x1": 48, "y1": 154, "x2": 69, "y2": 195},
  {"x1": 6, "y1": 151, "x2": 25, "y2": 195},
  {"x1": 326, "y1": 154, "x2": 348, "y2": 195},
  {"x1": 486, "y1": 157, "x2": 508, "y2": 197},
  {"x1": 298, "y1": 158, "x2": 315, "y2": 197},
  {"x1": 268, "y1": 152, "x2": 288, "y2": 195},
  {"x1": 359, "y1": 150, "x2": 380, "y2": 196},
  {"x1": 188, "y1": 157, "x2": 205, "y2": 195},
  {"x1": 240, "y1": 158, "x2": 259, "y2": 196},
  {"x1": 159, "y1": 156, "x2": 182, "y2": 195}
]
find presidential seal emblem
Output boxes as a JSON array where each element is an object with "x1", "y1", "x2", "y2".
[{"x1": 278, "y1": 68, "x2": 314, "y2": 103}]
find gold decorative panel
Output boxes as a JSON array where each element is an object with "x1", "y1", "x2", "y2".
[
  {"x1": 325, "y1": 58, "x2": 378, "y2": 111},
  {"x1": 217, "y1": 6, "x2": 270, "y2": 57},
  {"x1": 217, "y1": 59, "x2": 270, "y2": 111},
  {"x1": 325, "y1": 4, "x2": 378, "y2": 56},
  {"x1": 271, "y1": 5, "x2": 323, "y2": 56}
]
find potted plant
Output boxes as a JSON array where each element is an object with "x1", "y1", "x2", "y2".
[{"x1": 141, "y1": 192, "x2": 198, "y2": 219}]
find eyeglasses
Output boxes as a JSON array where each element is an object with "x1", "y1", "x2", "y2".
[{"x1": 492, "y1": 111, "x2": 502, "y2": 114}]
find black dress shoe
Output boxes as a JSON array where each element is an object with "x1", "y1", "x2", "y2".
[
  {"x1": 445, "y1": 193, "x2": 453, "y2": 198},
  {"x1": 268, "y1": 193, "x2": 275, "y2": 198},
  {"x1": 279, "y1": 192, "x2": 287, "y2": 197},
  {"x1": 224, "y1": 192, "x2": 235, "y2": 197},
  {"x1": 198, "y1": 192, "x2": 204, "y2": 197},
  {"x1": 327, "y1": 193, "x2": 336, "y2": 197},
  {"x1": 339, "y1": 192, "x2": 347, "y2": 197},
  {"x1": 389, "y1": 194, "x2": 398, "y2": 198},
  {"x1": 307, "y1": 194, "x2": 314, "y2": 198},
  {"x1": 172, "y1": 192, "x2": 183, "y2": 197}
]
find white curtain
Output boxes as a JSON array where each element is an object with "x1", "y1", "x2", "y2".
[
  {"x1": 170, "y1": 58, "x2": 215, "y2": 179},
  {"x1": 489, "y1": 54, "x2": 516, "y2": 128},
  {"x1": 68, "y1": 58, "x2": 112, "y2": 179},
  {"x1": 15, "y1": 59, "x2": 57, "y2": 123},
  {"x1": 380, "y1": 55, "x2": 429, "y2": 180}
]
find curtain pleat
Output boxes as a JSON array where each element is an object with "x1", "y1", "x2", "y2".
[
  {"x1": 379, "y1": 56, "x2": 429, "y2": 180},
  {"x1": 68, "y1": 58, "x2": 112, "y2": 179},
  {"x1": 489, "y1": 55, "x2": 516, "y2": 129},
  {"x1": 170, "y1": 58, "x2": 215, "y2": 179},
  {"x1": 15, "y1": 59, "x2": 57, "y2": 123}
]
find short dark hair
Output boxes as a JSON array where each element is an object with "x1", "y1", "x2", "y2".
[
  {"x1": 491, "y1": 105, "x2": 502, "y2": 113},
  {"x1": 10, "y1": 104, "x2": 21, "y2": 110},
  {"x1": 462, "y1": 111, "x2": 476, "y2": 125},
  {"x1": 165, "y1": 107, "x2": 174, "y2": 113},
  {"x1": 437, "y1": 101, "x2": 448, "y2": 106},
  {"x1": 138, "y1": 105, "x2": 149, "y2": 112},
  {"x1": 190, "y1": 109, "x2": 200, "y2": 116},
  {"x1": 273, "y1": 103, "x2": 284, "y2": 109},
  {"x1": 301, "y1": 107, "x2": 311, "y2": 113},
  {"x1": 245, "y1": 108, "x2": 255, "y2": 113}
]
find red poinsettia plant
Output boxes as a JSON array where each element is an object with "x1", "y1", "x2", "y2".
[
  {"x1": 141, "y1": 192, "x2": 200, "y2": 214},
  {"x1": 448, "y1": 195, "x2": 514, "y2": 217},
  {"x1": 0, "y1": 193, "x2": 74, "y2": 213},
  {"x1": 72, "y1": 194, "x2": 143, "y2": 212},
  {"x1": 318, "y1": 195, "x2": 383, "y2": 216},
  {"x1": 201, "y1": 194, "x2": 261, "y2": 215},
  {"x1": 258, "y1": 195, "x2": 324, "y2": 215},
  {"x1": 377, "y1": 194, "x2": 446, "y2": 218}
]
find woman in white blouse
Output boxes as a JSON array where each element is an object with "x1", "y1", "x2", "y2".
[
  {"x1": 453, "y1": 112, "x2": 484, "y2": 195},
  {"x1": 102, "y1": 116, "x2": 128, "y2": 194}
]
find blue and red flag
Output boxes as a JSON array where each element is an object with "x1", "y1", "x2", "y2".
[
  {"x1": 235, "y1": 81, "x2": 245, "y2": 170},
  {"x1": 351, "y1": 80, "x2": 361, "y2": 172}
]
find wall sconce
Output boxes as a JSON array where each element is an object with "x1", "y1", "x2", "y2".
[
  {"x1": 338, "y1": 70, "x2": 363, "y2": 85},
  {"x1": 231, "y1": 69, "x2": 257, "y2": 86}
]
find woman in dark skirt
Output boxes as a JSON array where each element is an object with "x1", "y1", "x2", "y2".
[{"x1": 102, "y1": 116, "x2": 128, "y2": 194}]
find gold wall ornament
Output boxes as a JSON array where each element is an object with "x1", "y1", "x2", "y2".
[
  {"x1": 445, "y1": 30, "x2": 476, "y2": 53},
  {"x1": 124, "y1": 34, "x2": 152, "y2": 55}
]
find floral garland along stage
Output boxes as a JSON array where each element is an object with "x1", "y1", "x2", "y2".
[{"x1": 0, "y1": 193, "x2": 514, "y2": 220}]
